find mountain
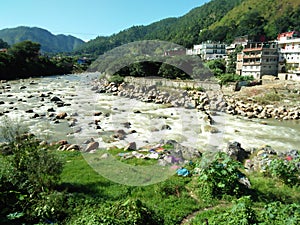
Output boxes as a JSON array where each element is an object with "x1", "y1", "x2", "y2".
[
  {"x1": 0, "y1": 26, "x2": 84, "y2": 53},
  {"x1": 76, "y1": 0, "x2": 300, "y2": 56},
  {"x1": 75, "y1": 0, "x2": 244, "y2": 55}
]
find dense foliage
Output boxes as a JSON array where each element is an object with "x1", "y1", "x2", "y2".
[
  {"x1": 0, "y1": 26, "x2": 84, "y2": 53},
  {"x1": 196, "y1": 152, "x2": 250, "y2": 198},
  {"x1": 0, "y1": 40, "x2": 89, "y2": 80},
  {"x1": 0, "y1": 119, "x2": 64, "y2": 224}
]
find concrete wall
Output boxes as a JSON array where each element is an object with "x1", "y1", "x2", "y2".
[{"x1": 278, "y1": 73, "x2": 300, "y2": 81}]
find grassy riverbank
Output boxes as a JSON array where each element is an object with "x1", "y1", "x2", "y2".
[
  {"x1": 58, "y1": 150, "x2": 300, "y2": 224},
  {"x1": 1, "y1": 136, "x2": 299, "y2": 224}
]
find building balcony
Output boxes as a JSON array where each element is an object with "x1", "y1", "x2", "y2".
[
  {"x1": 243, "y1": 48, "x2": 263, "y2": 52},
  {"x1": 243, "y1": 62, "x2": 261, "y2": 65},
  {"x1": 243, "y1": 54, "x2": 261, "y2": 59},
  {"x1": 279, "y1": 48, "x2": 300, "y2": 53}
]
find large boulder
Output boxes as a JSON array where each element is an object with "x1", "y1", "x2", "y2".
[
  {"x1": 85, "y1": 142, "x2": 99, "y2": 152},
  {"x1": 224, "y1": 141, "x2": 250, "y2": 162}
]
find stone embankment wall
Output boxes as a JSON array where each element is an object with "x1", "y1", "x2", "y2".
[{"x1": 124, "y1": 76, "x2": 221, "y2": 91}]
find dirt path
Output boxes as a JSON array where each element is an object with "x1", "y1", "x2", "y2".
[{"x1": 180, "y1": 187, "x2": 229, "y2": 225}]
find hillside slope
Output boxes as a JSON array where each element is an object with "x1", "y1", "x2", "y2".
[
  {"x1": 202, "y1": 0, "x2": 300, "y2": 42},
  {"x1": 0, "y1": 26, "x2": 84, "y2": 53},
  {"x1": 75, "y1": 0, "x2": 244, "y2": 55}
]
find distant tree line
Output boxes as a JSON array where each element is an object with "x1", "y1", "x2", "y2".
[{"x1": 0, "y1": 40, "x2": 89, "y2": 80}]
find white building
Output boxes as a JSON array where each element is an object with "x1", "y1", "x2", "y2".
[
  {"x1": 277, "y1": 31, "x2": 300, "y2": 75},
  {"x1": 187, "y1": 42, "x2": 226, "y2": 60}
]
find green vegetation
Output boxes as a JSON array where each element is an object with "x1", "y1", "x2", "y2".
[
  {"x1": 197, "y1": 152, "x2": 250, "y2": 198},
  {"x1": 1, "y1": 120, "x2": 299, "y2": 224},
  {"x1": 75, "y1": 0, "x2": 246, "y2": 55},
  {"x1": 254, "y1": 92, "x2": 283, "y2": 104},
  {"x1": 0, "y1": 26, "x2": 84, "y2": 53},
  {"x1": 0, "y1": 40, "x2": 90, "y2": 80},
  {"x1": 76, "y1": 0, "x2": 300, "y2": 56}
]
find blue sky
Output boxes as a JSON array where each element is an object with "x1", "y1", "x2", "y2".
[{"x1": 1, "y1": 0, "x2": 209, "y2": 41}]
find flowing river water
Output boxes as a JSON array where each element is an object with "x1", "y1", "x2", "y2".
[{"x1": 0, "y1": 73, "x2": 299, "y2": 152}]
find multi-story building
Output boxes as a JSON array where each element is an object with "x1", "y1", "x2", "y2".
[
  {"x1": 187, "y1": 41, "x2": 226, "y2": 60},
  {"x1": 241, "y1": 42, "x2": 278, "y2": 79},
  {"x1": 277, "y1": 31, "x2": 300, "y2": 75}
]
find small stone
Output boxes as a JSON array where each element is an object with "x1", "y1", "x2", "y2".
[{"x1": 56, "y1": 112, "x2": 67, "y2": 119}]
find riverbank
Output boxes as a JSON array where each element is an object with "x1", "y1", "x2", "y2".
[
  {"x1": 224, "y1": 80, "x2": 300, "y2": 120},
  {"x1": 92, "y1": 76, "x2": 300, "y2": 121}
]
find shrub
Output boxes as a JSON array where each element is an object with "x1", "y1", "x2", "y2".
[
  {"x1": 218, "y1": 73, "x2": 254, "y2": 86},
  {"x1": 196, "y1": 152, "x2": 249, "y2": 198},
  {"x1": 265, "y1": 158, "x2": 300, "y2": 186},
  {"x1": 0, "y1": 137, "x2": 64, "y2": 223},
  {"x1": 0, "y1": 116, "x2": 29, "y2": 143},
  {"x1": 108, "y1": 74, "x2": 124, "y2": 84},
  {"x1": 68, "y1": 199, "x2": 163, "y2": 225},
  {"x1": 259, "y1": 202, "x2": 300, "y2": 225}
]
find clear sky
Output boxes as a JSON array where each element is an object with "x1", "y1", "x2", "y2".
[{"x1": 1, "y1": 0, "x2": 210, "y2": 41}]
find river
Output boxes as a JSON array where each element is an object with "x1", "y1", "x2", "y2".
[{"x1": 0, "y1": 73, "x2": 299, "y2": 152}]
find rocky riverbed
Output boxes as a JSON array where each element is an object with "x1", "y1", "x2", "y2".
[{"x1": 0, "y1": 73, "x2": 299, "y2": 154}]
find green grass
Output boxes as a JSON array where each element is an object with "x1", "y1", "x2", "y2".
[
  {"x1": 56, "y1": 151, "x2": 300, "y2": 225},
  {"x1": 58, "y1": 151, "x2": 205, "y2": 225}
]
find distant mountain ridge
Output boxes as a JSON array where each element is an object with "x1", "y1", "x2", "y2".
[
  {"x1": 0, "y1": 26, "x2": 84, "y2": 53},
  {"x1": 76, "y1": 0, "x2": 300, "y2": 56}
]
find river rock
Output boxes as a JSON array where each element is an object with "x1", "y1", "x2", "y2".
[
  {"x1": 47, "y1": 107, "x2": 55, "y2": 112},
  {"x1": 224, "y1": 141, "x2": 250, "y2": 162},
  {"x1": 85, "y1": 141, "x2": 99, "y2": 152},
  {"x1": 25, "y1": 109, "x2": 34, "y2": 113},
  {"x1": 161, "y1": 124, "x2": 172, "y2": 130},
  {"x1": 56, "y1": 112, "x2": 67, "y2": 119},
  {"x1": 124, "y1": 142, "x2": 137, "y2": 151},
  {"x1": 57, "y1": 140, "x2": 68, "y2": 146},
  {"x1": 51, "y1": 96, "x2": 62, "y2": 102},
  {"x1": 31, "y1": 113, "x2": 40, "y2": 118},
  {"x1": 93, "y1": 112, "x2": 102, "y2": 116},
  {"x1": 113, "y1": 129, "x2": 127, "y2": 140},
  {"x1": 66, "y1": 144, "x2": 80, "y2": 151}
]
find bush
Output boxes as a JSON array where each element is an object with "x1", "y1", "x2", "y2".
[
  {"x1": 108, "y1": 74, "x2": 124, "y2": 84},
  {"x1": 217, "y1": 73, "x2": 254, "y2": 86},
  {"x1": 0, "y1": 116, "x2": 29, "y2": 143},
  {"x1": 205, "y1": 196, "x2": 258, "y2": 225},
  {"x1": 0, "y1": 136, "x2": 64, "y2": 223},
  {"x1": 259, "y1": 202, "x2": 300, "y2": 225},
  {"x1": 68, "y1": 198, "x2": 163, "y2": 225},
  {"x1": 196, "y1": 152, "x2": 249, "y2": 198},
  {"x1": 265, "y1": 158, "x2": 300, "y2": 186}
]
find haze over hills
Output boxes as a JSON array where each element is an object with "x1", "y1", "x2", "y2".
[
  {"x1": 0, "y1": 26, "x2": 84, "y2": 53},
  {"x1": 76, "y1": 0, "x2": 300, "y2": 56}
]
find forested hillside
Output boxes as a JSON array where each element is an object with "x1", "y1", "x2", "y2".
[
  {"x1": 0, "y1": 26, "x2": 84, "y2": 53},
  {"x1": 75, "y1": 0, "x2": 244, "y2": 55},
  {"x1": 76, "y1": 0, "x2": 300, "y2": 56}
]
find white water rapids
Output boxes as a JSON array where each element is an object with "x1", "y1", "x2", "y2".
[{"x1": 0, "y1": 73, "x2": 299, "y2": 152}]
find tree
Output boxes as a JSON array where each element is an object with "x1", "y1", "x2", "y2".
[
  {"x1": 9, "y1": 41, "x2": 40, "y2": 60},
  {"x1": 206, "y1": 59, "x2": 226, "y2": 76},
  {"x1": 0, "y1": 39, "x2": 9, "y2": 49},
  {"x1": 226, "y1": 45, "x2": 243, "y2": 74}
]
